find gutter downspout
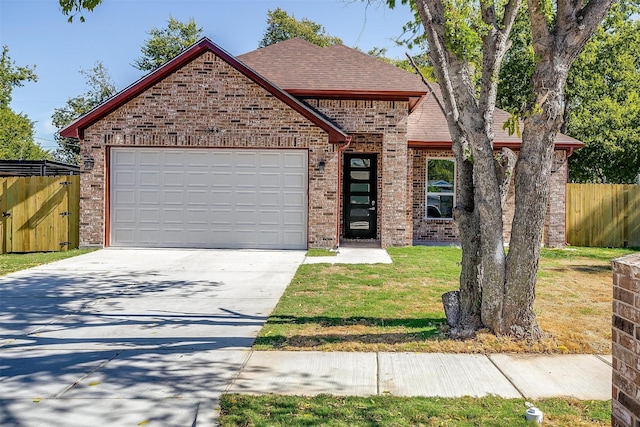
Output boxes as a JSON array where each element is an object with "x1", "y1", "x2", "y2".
[{"x1": 336, "y1": 136, "x2": 352, "y2": 249}]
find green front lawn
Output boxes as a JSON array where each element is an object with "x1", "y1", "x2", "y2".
[
  {"x1": 255, "y1": 246, "x2": 637, "y2": 353},
  {"x1": 219, "y1": 394, "x2": 610, "y2": 426},
  {"x1": 0, "y1": 249, "x2": 96, "y2": 275}
]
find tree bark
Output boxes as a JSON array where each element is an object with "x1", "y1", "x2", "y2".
[{"x1": 412, "y1": 0, "x2": 613, "y2": 341}]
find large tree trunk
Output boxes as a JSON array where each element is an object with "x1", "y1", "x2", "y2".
[
  {"x1": 500, "y1": 59, "x2": 567, "y2": 338},
  {"x1": 449, "y1": 149, "x2": 483, "y2": 337},
  {"x1": 412, "y1": 0, "x2": 613, "y2": 340}
]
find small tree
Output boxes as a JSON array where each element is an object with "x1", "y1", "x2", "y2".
[
  {"x1": 260, "y1": 8, "x2": 343, "y2": 47},
  {"x1": 52, "y1": 62, "x2": 116, "y2": 164},
  {"x1": 133, "y1": 17, "x2": 203, "y2": 72},
  {"x1": 385, "y1": 0, "x2": 614, "y2": 338},
  {"x1": 0, "y1": 45, "x2": 50, "y2": 160}
]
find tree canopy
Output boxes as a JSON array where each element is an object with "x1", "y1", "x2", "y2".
[
  {"x1": 59, "y1": 0, "x2": 102, "y2": 22},
  {"x1": 566, "y1": 2, "x2": 640, "y2": 183},
  {"x1": 259, "y1": 8, "x2": 343, "y2": 47},
  {"x1": 133, "y1": 17, "x2": 203, "y2": 72},
  {"x1": 0, "y1": 46, "x2": 50, "y2": 160},
  {"x1": 496, "y1": 1, "x2": 640, "y2": 183},
  {"x1": 52, "y1": 62, "x2": 116, "y2": 164}
]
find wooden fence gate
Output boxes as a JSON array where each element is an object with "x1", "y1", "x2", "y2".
[
  {"x1": 0, "y1": 176, "x2": 80, "y2": 254},
  {"x1": 566, "y1": 183, "x2": 640, "y2": 248}
]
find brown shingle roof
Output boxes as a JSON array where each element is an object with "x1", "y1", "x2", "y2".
[
  {"x1": 408, "y1": 85, "x2": 583, "y2": 149},
  {"x1": 238, "y1": 38, "x2": 427, "y2": 97}
]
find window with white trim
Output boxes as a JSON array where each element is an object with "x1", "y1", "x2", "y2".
[{"x1": 426, "y1": 158, "x2": 455, "y2": 219}]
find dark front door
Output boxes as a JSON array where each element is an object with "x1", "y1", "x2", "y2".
[{"x1": 344, "y1": 154, "x2": 377, "y2": 239}]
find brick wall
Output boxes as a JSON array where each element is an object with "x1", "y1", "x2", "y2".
[
  {"x1": 80, "y1": 51, "x2": 334, "y2": 248},
  {"x1": 411, "y1": 149, "x2": 460, "y2": 242},
  {"x1": 305, "y1": 99, "x2": 413, "y2": 247},
  {"x1": 411, "y1": 148, "x2": 568, "y2": 247},
  {"x1": 80, "y1": 51, "x2": 416, "y2": 250},
  {"x1": 543, "y1": 150, "x2": 568, "y2": 248},
  {"x1": 612, "y1": 253, "x2": 640, "y2": 427}
]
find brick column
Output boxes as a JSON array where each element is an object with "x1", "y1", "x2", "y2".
[
  {"x1": 612, "y1": 253, "x2": 640, "y2": 427},
  {"x1": 544, "y1": 150, "x2": 568, "y2": 248}
]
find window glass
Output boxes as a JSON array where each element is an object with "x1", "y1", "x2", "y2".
[
  {"x1": 350, "y1": 158, "x2": 371, "y2": 168},
  {"x1": 351, "y1": 183, "x2": 370, "y2": 192},
  {"x1": 350, "y1": 171, "x2": 370, "y2": 180},
  {"x1": 426, "y1": 159, "x2": 455, "y2": 219},
  {"x1": 350, "y1": 195, "x2": 370, "y2": 205}
]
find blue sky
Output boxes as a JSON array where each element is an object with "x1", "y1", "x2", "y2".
[{"x1": 0, "y1": 0, "x2": 418, "y2": 152}]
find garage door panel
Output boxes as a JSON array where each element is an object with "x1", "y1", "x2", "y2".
[
  {"x1": 163, "y1": 172, "x2": 185, "y2": 186},
  {"x1": 284, "y1": 192, "x2": 304, "y2": 207},
  {"x1": 113, "y1": 150, "x2": 136, "y2": 166},
  {"x1": 235, "y1": 152, "x2": 259, "y2": 167},
  {"x1": 113, "y1": 228, "x2": 135, "y2": 244},
  {"x1": 259, "y1": 210, "x2": 281, "y2": 225},
  {"x1": 164, "y1": 209, "x2": 186, "y2": 224},
  {"x1": 163, "y1": 151, "x2": 186, "y2": 166},
  {"x1": 187, "y1": 171, "x2": 209, "y2": 186},
  {"x1": 235, "y1": 172, "x2": 259, "y2": 186},
  {"x1": 138, "y1": 208, "x2": 159, "y2": 223},
  {"x1": 284, "y1": 173, "x2": 305, "y2": 188},
  {"x1": 236, "y1": 191, "x2": 257, "y2": 205},
  {"x1": 114, "y1": 207, "x2": 135, "y2": 223},
  {"x1": 113, "y1": 170, "x2": 135, "y2": 186},
  {"x1": 260, "y1": 152, "x2": 283, "y2": 167},
  {"x1": 284, "y1": 210, "x2": 305, "y2": 226},
  {"x1": 110, "y1": 148, "x2": 307, "y2": 249},
  {"x1": 260, "y1": 192, "x2": 280, "y2": 206},
  {"x1": 139, "y1": 190, "x2": 160, "y2": 204},
  {"x1": 163, "y1": 190, "x2": 184, "y2": 204},
  {"x1": 139, "y1": 171, "x2": 160, "y2": 185},
  {"x1": 284, "y1": 230, "x2": 305, "y2": 245},
  {"x1": 138, "y1": 228, "x2": 161, "y2": 244},
  {"x1": 114, "y1": 189, "x2": 136, "y2": 204},
  {"x1": 139, "y1": 150, "x2": 161, "y2": 166},
  {"x1": 260, "y1": 173, "x2": 281, "y2": 188},
  {"x1": 186, "y1": 189, "x2": 207, "y2": 205}
]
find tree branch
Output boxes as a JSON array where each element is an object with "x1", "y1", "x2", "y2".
[
  {"x1": 528, "y1": 0, "x2": 553, "y2": 56},
  {"x1": 477, "y1": 0, "x2": 522, "y2": 121}
]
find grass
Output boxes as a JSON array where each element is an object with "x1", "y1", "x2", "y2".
[
  {"x1": 255, "y1": 245, "x2": 637, "y2": 353},
  {"x1": 306, "y1": 249, "x2": 337, "y2": 257},
  {"x1": 219, "y1": 394, "x2": 610, "y2": 426},
  {"x1": 0, "y1": 249, "x2": 96, "y2": 275}
]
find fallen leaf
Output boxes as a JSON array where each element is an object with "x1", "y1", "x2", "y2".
[
  {"x1": 32, "y1": 397, "x2": 42, "y2": 403},
  {"x1": 88, "y1": 381, "x2": 101, "y2": 387},
  {"x1": 138, "y1": 420, "x2": 149, "y2": 426}
]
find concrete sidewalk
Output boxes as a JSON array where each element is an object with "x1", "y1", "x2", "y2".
[{"x1": 227, "y1": 351, "x2": 612, "y2": 400}]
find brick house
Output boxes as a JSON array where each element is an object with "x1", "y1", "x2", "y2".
[{"x1": 60, "y1": 38, "x2": 582, "y2": 250}]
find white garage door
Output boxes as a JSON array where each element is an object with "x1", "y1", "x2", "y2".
[{"x1": 110, "y1": 148, "x2": 308, "y2": 249}]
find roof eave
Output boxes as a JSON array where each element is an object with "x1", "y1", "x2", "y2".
[
  {"x1": 408, "y1": 140, "x2": 585, "y2": 150},
  {"x1": 288, "y1": 89, "x2": 427, "y2": 100}
]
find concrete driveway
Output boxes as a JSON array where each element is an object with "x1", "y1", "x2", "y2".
[{"x1": 0, "y1": 249, "x2": 306, "y2": 426}]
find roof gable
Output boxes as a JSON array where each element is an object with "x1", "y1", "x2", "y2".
[
  {"x1": 238, "y1": 38, "x2": 427, "y2": 99},
  {"x1": 60, "y1": 38, "x2": 348, "y2": 142}
]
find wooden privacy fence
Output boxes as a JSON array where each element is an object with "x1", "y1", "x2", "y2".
[
  {"x1": 566, "y1": 183, "x2": 640, "y2": 248},
  {"x1": 0, "y1": 176, "x2": 80, "y2": 254}
]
